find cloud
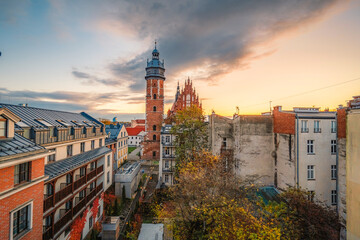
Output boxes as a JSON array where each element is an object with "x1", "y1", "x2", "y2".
[
  {"x1": 71, "y1": 69, "x2": 121, "y2": 86},
  {"x1": 66, "y1": 0, "x2": 345, "y2": 92},
  {"x1": 0, "y1": 88, "x2": 146, "y2": 118}
]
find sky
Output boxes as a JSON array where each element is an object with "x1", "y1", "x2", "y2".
[{"x1": 0, "y1": 0, "x2": 359, "y2": 121}]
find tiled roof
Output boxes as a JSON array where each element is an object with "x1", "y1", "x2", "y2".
[
  {"x1": 45, "y1": 146, "x2": 111, "y2": 180},
  {"x1": 0, "y1": 103, "x2": 103, "y2": 130},
  {"x1": 0, "y1": 133, "x2": 45, "y2": 158},
  {"x1": 105, "y1": 138, "x2": 117, "y2": 145},
  {"x1": 126, "y1": 126, "x2": 145, "y2": 136},
  {"x1": 135, "y1": 119, "x2": 145, "y2": 124}
]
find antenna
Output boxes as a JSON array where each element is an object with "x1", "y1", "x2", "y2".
[
  {"x1": 269, "y1": 101, "x2": 272, "y2": 114},
  {"x1": 236, "y1": 106, "x2": 239, "y2": 115}
]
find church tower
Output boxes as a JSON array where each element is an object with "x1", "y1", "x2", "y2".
[{"x1": 143, "y1": 43, "x2": 165, "y2": 160}]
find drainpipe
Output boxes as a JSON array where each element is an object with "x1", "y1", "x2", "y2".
[
  {"x1": 296, "y1": 114, "x2": 299, "y2": 187},
  {"x1": 335, "y1": 112, "x2": 339, "y2": 213}
]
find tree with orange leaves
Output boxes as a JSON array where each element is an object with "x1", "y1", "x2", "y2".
[
  {"x1": 92, "y1": 197, "x2": 100, "y2": 219},
  {"x1": 70, "y1": 209, "x2": 88, "y2": 240}
]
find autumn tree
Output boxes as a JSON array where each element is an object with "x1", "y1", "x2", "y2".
[{"x1": 171, "y1": 105, "x2": 208, "y2": 169}]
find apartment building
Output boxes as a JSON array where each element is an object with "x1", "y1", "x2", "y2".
[
  {"x1": 105, "y1": 124, "x2": 128, "y2": 169},
  {"x1": 209, "y1": 106, "x2": 343, "y2": 207},
  {"x1": 126, "y1": 126, "x2": 145, "y2": 147},
  {"x1": 158, "y1": 125, "x2": 176, "y2": 186},
  {"x1": 0, "y1": 103, "x2": 113, "y2": 240},
  {"x1": 0, "y1": 107, "x2": 50, "y2": 240}
]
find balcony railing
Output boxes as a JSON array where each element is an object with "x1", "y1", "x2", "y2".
[
  {"x1": 162, "y1": 167, "x2": 175, "y2": 172},
  {"x1": 161, "y1": 140, "x2": 174, "y2": 146},
  {"x1": 96, "y1": 182, "x2": 103, "y2": 194},
  {"x1": 43, "y1": 195, "x2": 54, "y2": 212},
  {"x1": 43, "y1": 226, "x2": 53, "y2": 240},
  {"x1": 87, "y1": 168, "x2": 97, "y2": 180},
  {"x1": 301, "y1": 128, "x2": 309, "y2": 133},
  {"x1": 314, "y1": 128, "x2": 321, "y2": 133},
  {"x1": 54, "y1": 209, "x2": 72, "y2": 235},
  {"x1": 97, "y1": 165, "x2": 104, "y2": 174},
  {"x1": 73, "y1": 197, "x2": 86, "y2": 216},
  {"x1": 55, "y1": 183, "x2": 72, "y2": 203},
  {"x1": 162, "y1": 154, "x2": 175, "y2": 159},
  {"x1": 74, "y1": 175, "x2": 86, "y2": 191},
  {"x1": 86, "y1": 188, "x2": 97, "y2": 202}
]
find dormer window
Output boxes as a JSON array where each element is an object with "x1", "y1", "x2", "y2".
[
  {"x1": 36, "y1": 119, "x2": 53, "y2": 127},
  {"x1": 0, "y1": 117, "x2": 6, "y2": 138}
]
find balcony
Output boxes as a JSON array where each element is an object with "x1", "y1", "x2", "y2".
[
  {"x1": 161, "y1": 140, "x2": 174, "y2": 146},
  {"x1": 162, "y1": 167, "x2": 175, "y2": 173},
  {"x1": 87, "y1": 168, "x2": 97, "y2": 180},
  {"x1": 55, "y1": 183, "x2": 72, "y2": 203},
  {"x1": 44, "y1": 194, "x2": 54, "y2": 212},
  {"x1": 96, "y1": 182, "x2": 103, "y2": 194},
  {"x1": 86, "y1": 188, "x2": 97, "y2": 202},
  {"x1": 54, "y1": 209, "x2": 72, "y2": 235},
  {"x1": 43, "y1": 226, "x2": 53, "y2": 240},
  {"x1": 97, "y1": 165, "x2": 104, "y2": 174},
  {"x1": 301, "y1": 128, "x2": 309, "y2": 133},
  {"x1": 162, "y1": 154, "x2": 175, "y2": 159},
  {"x1": 74, "y1": 175, "x2": 86, "y2": 191},
  {"x1": 314, "y1": 128, "x2": 321, "y2": 133}
]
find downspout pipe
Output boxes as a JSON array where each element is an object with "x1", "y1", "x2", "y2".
[
  {"x1": 335, "y1": 112, "x2": 339, "y2": 213},
  {"x1": 296, "y1": 114, "x2": 299, "y2": 187}
]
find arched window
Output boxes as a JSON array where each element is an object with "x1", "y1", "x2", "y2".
[
  {"x1": 153, "y1": 125, "x2": 156, "y2": 131},
  {"x1": 153, "y1": 134, "x2": 156, "y2": 141},
  {"x1": 153, "y1": 106, "x2": 157, "y2": 112},
  {"x1": 153, "y1": 94, "x2": 157, "y2": 99}
]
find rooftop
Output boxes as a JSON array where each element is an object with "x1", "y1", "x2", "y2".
[
  {"x1": 126, "y1": 126, "x2": 145, "y2": 136},
  {"x1": 0, "y1": 133, "x2": 45, "y2": 159},
  {"x1": 117, "y1": 162, "x2": 140, "y2": 175},
  {"x1": 0, "y1": 103, "x2": 103, "y2": 130},
  {"x1": 106, "y1": 124, "x2": 124, "y2": 140},
  {"x1": 45, "y1": 146, "x2": 111, "y2": 180}
]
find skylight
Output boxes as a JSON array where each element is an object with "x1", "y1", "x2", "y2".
[
  {"x1": 36, "y1": 119, "x2": 53, "y2": 127},
  {"x1": 16, "y1": 121, "x2": 29, "y2": 128},
  {"x1": 56, "y1": 120, "x2": 70, "y2": 126}
]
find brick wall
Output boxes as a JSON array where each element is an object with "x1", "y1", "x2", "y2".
[
  {"x1": 337, "y1": 108, "x2": 346, "y2": 139},
  {"x1": 0, "y1": 157, "x2": 45, "y2": 239},
  {"x1": 273, "y1": 106, "x2": 295, "y2": 135},
  {"x1": 0, "y1": 180, "x2": 44, "y2": 240},
  {"x1": 142, "y1": 141, "x2": 160, "y2": 160}
]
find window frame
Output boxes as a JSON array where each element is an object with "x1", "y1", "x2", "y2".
[
  {"x1": 307, "y1": 140, "x2": 314, "y2": 154},
  {"x1": 331, "y1": 190, "x2": 337, "y2": 205},
  {"x1": 307, "y1": 165, "x2": 315, "y2": 180},
  {"x1": 14, "y1": 162, "x2": 31, "y2": 185},
  {"x1": 0, "y1": 118, "x2": 7, "y2": 138},
  {"x1": 10, "y1": 201, "x2": 33, "y2": 240},
  {"x1": 331, "y1": 165, "x2": 337, "y2": 180},
  {"x1": 331, "y1": 140, "x2": 337, "y2": 155},
  {"x1": 67, "y1": 145, "x2": 73, "y2": 157}
]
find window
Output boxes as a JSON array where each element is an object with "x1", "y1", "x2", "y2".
[
  {"x1": 90, "y1": 181, "x2": 96, "y2": 191},
  {"x1": 12, "y1": 204, "x2": 32, "y2": 238},
  {"x1": 80, "y1": 167, "x2": 86, "y2": 177},
  {"x1": 307, "y1": 140, "x2": 314, "y2": 154},
  {"x1": 308, "y1": 191, "x2": 315, "y2": 202},
  {"x1": 165, "y1": 148, "x2": 170, "y2": 155},
  {"x1": 165, "y1": 160, "x2": 169, "y2": 168},
  {"x1": 107, "y1": 155, "x2": 110, "y2": 167},
  {"x1": 153, "y1": 134, "x2": 156, "y2": 141},
  {"x1": 46, "y1": 184, "x2": 53, "y2": 197},
  {"x1": 67, "y1": 145, "x2": 73, "y2": 157},
  {"x1": 91, "y1": 140, "x2": 95, "y2": 150},
  {"x1": 80, "y1": 142, "x2": 85, "y2": 153},
  {"x1": 331, "y1": 140, "x2": 337, "y2": 154},
  {"x1": 89, "y1": 216, "x2": 93, "y2": 228},
  {"x1": 186, "y1": 94, "x2": 190, "y2": 107},
  {"x1": 99, "y1": 139, "x2": 103, "y2": 147},
  {"x1": 65, "y1": 200, "x2": 72, "y2": 211},
  {"x1": 79, "y1": 189, "x2": 85, "y2": 199},
  {"x1": 153, "y1": 125, "x2": 156, "y2": 131},
  {"x1": 107, "y1": 171, "x2": 110, "y2": 183},
  {"x1": 307, "y1": 165, "x2": 315, "y2": 180},
  {"x1": 331, "y1": 121, "x2": 336, "y2": 133},
  {"x1": 45, "y1": 215, "x2": 52, "y2": 228},
  {"x1": 165, "y1": 174, "x2": 169, "y2": 183},
  {"x1": 66, "y1": 174, "x2": 72, "y2": 185},
  {"x1": 331, "y1": 165, "x2": 337, "y2": 180},
  {"x1": 153, "y1": 106, "x2": 157, "y2": 112},
  {"x1": 301, "y1": 120, "x2": 308, "y2": 133},
  {"x1": 14, "y1": 162, "x2": 30, "y2": 185},
  {"x1": 0, "y1": 117, "x2": 7, "y2": 138},
  {"x1": 222, "y1": 138, "x2": 227, "y2": 148},
  {"x1": 314, "y1": 120, "x2": 321, "y2": 133},
  {"x1": 153, "y1": 151, "x2": 156, "y2": 157},
  {"x1": 153, "y1": 94, "x2": 157, "y2": 99},
  {"x1": 166, "y1": 136, "x2": 170, "y2": 143},
  {"x1": 48, "y1": 149, "x2": 56, "y2": 163},
  {"x1": 90, "y1": 162, "x2": 96, "y2": 171},
  {"x1": 331, "y1": 190, "x2": 337, "y2": 205}
]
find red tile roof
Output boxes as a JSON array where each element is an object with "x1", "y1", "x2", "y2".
[
  {"x1": 126, "y1": 126, "x2": 145, "y2": 136},
  {"x1": 135, "y1": 119, "x2": 145, "y2": 124}
]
